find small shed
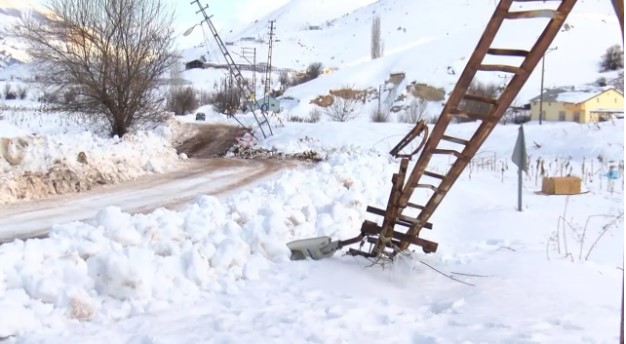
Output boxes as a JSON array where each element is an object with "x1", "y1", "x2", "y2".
[
  {"x1": 244, "y1": 96, "x2": 281, "y2": 113},
  {"x1": 185, "y1": 59, "x2": 205, "y2": 70}
]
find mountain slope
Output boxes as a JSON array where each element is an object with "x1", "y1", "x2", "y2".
[
  {"x1": 184, "y1": 0, "x2": 622, "y2": 118},
  {"x1": 0, "y1": 0, "x2": 50, "y2": 72}
]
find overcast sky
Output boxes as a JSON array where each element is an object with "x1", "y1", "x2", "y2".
[
  {"x1": 170, "y1": 0, "x2": 289, "y2": 48},
  {"x1": 29, "y1": 0, "x2": 289, "y2": 48}
]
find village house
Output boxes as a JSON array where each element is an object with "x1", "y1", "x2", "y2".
[{"x1": 529, "y1": 87, "x2": 624, "y2": 123}]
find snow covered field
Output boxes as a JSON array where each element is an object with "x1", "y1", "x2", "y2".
[
  {"x1": 1, "y1": 119, "x2": 623, "y2": 343},
  {"x1": 0, "y1": 0, "x2": 622, "y2": 342}
]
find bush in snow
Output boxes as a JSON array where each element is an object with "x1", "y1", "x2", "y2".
[
  {"x1": 599, "y1": 44, "x2": 624, "y2": 72},
  {"x1": 291, "y1": 62, "x2": 324, "y2": 86},
  {"x1": 213, "y1": 84, "x2": 243, "y2": 116},
  {"x1": 3, "y1": 84, "x2": 17, "y2": 100},
  {"x1": 17, "y1": 86, "x2": 28, "y2": 100},
  {"x1": 167, "y1": 86, "x2": 198, "y2": 116},
  {"x1": 370, "y1": 109, "x2": 389, "y2": 123},
  {"x1": 196, "y1": 89, "x2": 215, "y2": 106},
  {"x1": 279, "y1": 71, "x2": 290, "y2": 88},
  {"x1": 309, "y1": 107, "x2": 322, "y2": 123},
  {"x1": 323, "y1": 96, "x2": 361, "y2": 122}
]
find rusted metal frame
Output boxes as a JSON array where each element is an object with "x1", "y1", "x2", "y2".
[
  {"x1": 432, "y1": 148, "x2": 463, "y2": 159},
  {"x1": 398, "y1": 0, "x2": 577, "y2": 250},
  {"x1": 487, "y1": 48, "x2": 529, "y2": 57},
  {"x1": 346, "y1": 248, "x2": 377, "y2": 258},
  {"x1": 362, "y1": 220, "x2": 439, "y2": 253},
  {"x1": 477, "y1": 64, "x2": 521, "y2": 74},
  {"x1": 366, "y1": 206, "x2": 433, "y2": 229},
  {"x1": 373, "y1": 159, "x2": 410, "y2": 256},
  {"x1": 338, "y1": 234, "x2": 364, "y2": 248},
  {"x1": 389, "y1": 120, "x2": 428, "y2": 159},
  {"x1": 462, "y1": 94, "x2": 499, "y2": 105},
  {"x1": 396, "y1": 0, "x2": 514, "y2": 211},
  {"x1": 506, "y1": 9, "x2": 558, "y2": 19},
  {"x1": 441, "y1": 135, "x2": 469, "y2": 145}
]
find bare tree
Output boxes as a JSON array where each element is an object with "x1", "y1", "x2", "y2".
[
  {"x1": 371, "y1": 15, "x2": 382, "y2": 59},
  {"x1": 13, "y1": 0, "x2": 175, "y2": 137},
  {"x1": 324, "y1": 96, "x2": 361, "y2": 122},
  {"x1": 167, "y1": 87, "x2": 198, "y2": 116},
  {"x1": 599, "y1": 44, "x2": 624, "y2": 72},
  {"x1": 213, "y1": 77, "x2": 243, "y2": 116}
]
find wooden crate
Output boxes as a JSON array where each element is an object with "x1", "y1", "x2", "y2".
[{"x1": 541, "y1": 176, "x2": 582, "y2": 195}]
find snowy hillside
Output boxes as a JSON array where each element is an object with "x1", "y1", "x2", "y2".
[
  {"x1": 183, "y1": 0, "x2": 623, "y2": 118},
  {"x1": 0, "y1": 0, "x2": 50, "y2": 72}
]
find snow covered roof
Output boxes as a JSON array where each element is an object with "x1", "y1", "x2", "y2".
[
  {"x1": 555, "y1": 91, "x2": 599, "y2": 103},
  {"x1": 529, "y1": 86, "x2": 620, "y2": 104}
]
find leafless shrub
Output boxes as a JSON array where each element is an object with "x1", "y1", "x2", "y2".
[
  {"x1": 547, "y1": 197, "x2": 624, "y2": 262},
  {"x1": 291, "y1": 62, "x2": 324, "y2": 86},
  {"x1": 3, "y1": 84, "x2": 17, "y2": 100},
  {"x1": 39, "y1": 90, "x2": 60, "y2": 104},
  {"x1": 324, "y1": 96, "x2": 360, "y2": 122},
  {"x1": 63, "y1": 86, "x2": 79, "y2": 104},
  {"x1": 16, "y1": 86, "x2": 28, "y2": 100},
  {"x1": 370, "y1": 109, "x2": 389, "y2": 123},
  {"x1": 12, "y1": 0, "x2": 176, "y2": 137},
  {"x1": 279, "y1": 71, "x2": 290, "y2": 87},
  {"x1": 166, "y1": 86, "x2": 198, "y2": 115},
  {"x1": 309, "y1": 107, "x2": 322, "y2": 123},
  {"x1": 196, "y1": 89, "x2": 214, "y2": 106},
  {"x1": 212, "y1": 83, "x2": 242, "y2": 116}
]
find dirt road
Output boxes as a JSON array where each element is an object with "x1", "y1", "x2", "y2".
[
  {"x1": 0, "y1": 158, "x2": 296, "y2": 242},
  {"x1": 0, "y1": 124, "x2": 298, "y2": 243},
  {"x1": 176, "y1": 123, "x2": 249, "y2": 158}
]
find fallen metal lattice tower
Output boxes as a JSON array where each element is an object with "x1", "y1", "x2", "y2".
[{"x1": 191, "y1": 0, "x2": 274, "y2": 139}]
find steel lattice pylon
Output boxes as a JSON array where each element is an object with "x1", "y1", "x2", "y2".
[{"x1": 191, "y1": 0, "x2": 273, "y2": 139}]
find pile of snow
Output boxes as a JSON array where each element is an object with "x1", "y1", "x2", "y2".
[
  {"x1": 1, "y1": 119, "x2": 623, "y2": 342},
  {"x1": 0, "y1": 113, "x2": 188, "y2": 204},
  {"x1": 0, "y1": 146, "x2": 391, "y2": 337}
]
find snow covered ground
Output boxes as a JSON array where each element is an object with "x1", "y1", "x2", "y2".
[
  {"x1": 179, "y1": 0, "x2": 622, "y2": 120},
  {"x1": 0, "y1": 105, "x2": 189, "y2": 204},
  {"x1": 0, "y1": 0, "x2": 622, "y2": 342},
  {"x1": 1, "y1": 119, "x2": 622, "y2": 343}
]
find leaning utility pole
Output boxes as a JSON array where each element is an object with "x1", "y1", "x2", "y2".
[
  {"x1": 191, "y1": 0, "x2": 273, "y2": 138},
  {"x1": 263, "y1": 20, "x2": 276, "y2": 108}
]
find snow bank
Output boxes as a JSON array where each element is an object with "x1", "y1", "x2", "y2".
[
  {"x1": 0, "y1": 147, "x2": 392, "y2": 337},
  {"x1": 0, "y1": 114, "x2": 187, "y2": 204}
]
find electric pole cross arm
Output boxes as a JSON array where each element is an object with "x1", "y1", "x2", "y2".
[{"x1": 191, "y1": 0, "x2": 274, "y2": 139}]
